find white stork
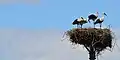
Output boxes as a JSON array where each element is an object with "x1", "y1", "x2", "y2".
[
  {"x1": 94, "y1": 12, "x2": 107, "y2": 29},
  {"x1": 72, "y1": 17, "x2": 87, "y2": 28},
  {"x1": 88, "y1": 12, "x2": 99, "y2": 23}
]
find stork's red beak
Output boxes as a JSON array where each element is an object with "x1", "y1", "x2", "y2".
[{"x1": 104, "y1": 13, "x2": 107, "y2": 16}]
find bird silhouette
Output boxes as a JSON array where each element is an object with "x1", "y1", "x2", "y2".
[
  {"x1": 88, "y1": 12, "x2": 99, "y2": 23},
  {"x1": 72, "y1": 17, "x2": 87, "y2": 28},
  {"x1": 94, "y1": 12, "x2": 107, "y2": 29}
]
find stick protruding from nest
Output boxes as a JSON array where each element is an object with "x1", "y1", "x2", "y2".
[{"x1": 66, "y1": 28, "x2": 113, "y2": 54}]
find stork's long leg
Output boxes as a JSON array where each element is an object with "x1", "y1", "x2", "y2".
[
  {"x1": 77, "y1": 25, "x2": 79, "y2": 28},
  {"x1": 81, "y1": 25, "x2": 82, "y2": 28},
  {"x1": 94, "y1": 22, "x2": 95, "y2": 28},
  {"x1": 94, "y1": 24, "x2": 95, "y2": 28},
  {"x1": 77, "y1": 24, "x2": 80, "y2": 28},
  {"x1": 88, "y1": 19, "x2": 90, "y2": 23},
  {"x1": 100, "y1": 23, "x2": 102, "y2": 29}
]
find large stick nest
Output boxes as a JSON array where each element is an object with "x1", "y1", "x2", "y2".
[{"x1": 66, "y1": 28, "x2": 113, "y2": 53}]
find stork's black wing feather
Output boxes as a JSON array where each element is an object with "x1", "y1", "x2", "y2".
[
  {"x1": 72, "y1": 19, "x2": 78, "y2": 25},
  {"x1": 88, "y1": 14, "x2": 97, "y2": 21},
  {"x1": 88, "y1": 14, "x2": 96, "y2": 18},
  {"x1": 94, "y1": 19, "x2": 100, "y2": 24}
]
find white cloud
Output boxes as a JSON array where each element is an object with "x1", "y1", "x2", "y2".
[{"x1": 0, "y1": 28, "x2": 120, "y2": 60}]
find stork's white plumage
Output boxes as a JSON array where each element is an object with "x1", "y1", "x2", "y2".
[
  {"x1": 94, "y1": 12, "x2": 107, "y2": 28},
  {"x1": 88, "y1": 12, "x2": 99, "y2": 23},
  {"x1": 72, "y1": 17, "x2": 87, "y2": 28}
]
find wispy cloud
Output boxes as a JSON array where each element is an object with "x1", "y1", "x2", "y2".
[{"x1": 0, "y1": 28, "x2": 119, "y2": 60}]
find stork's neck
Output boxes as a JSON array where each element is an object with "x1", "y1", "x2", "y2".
[
  {"x1": 96, "y1": 13, "x2": 98, "y2": 17},
  {"x1": 101, "y1": 14, "x2": 105, "y2": 20},
  {"x1": 102, "y1": 14, "x2": 105, "y2": 19}
]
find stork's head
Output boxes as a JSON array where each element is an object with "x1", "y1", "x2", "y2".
[
  {"x1": 96, "y1": 12, "x2": 99, "y2": 16},
  {"x1": 80, "y1": 17, "x2": 84, "y2": 19},
  {"x1": 96, "y1": 12, "x2": 99, "y2": 14},
  {"x1": 103, "y1": 12, "x2": 107, "y2": 16}
]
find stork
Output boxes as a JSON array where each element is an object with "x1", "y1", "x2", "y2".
[
  {"x1": 72, "y1": 17, "x2": 87, "y2": 28},
  {"x1": 88, "y1": 12, "x2": 99, "y2": 23},
  {"x1": 94, "y1": 12, "x2": 107, "y2": 29}
]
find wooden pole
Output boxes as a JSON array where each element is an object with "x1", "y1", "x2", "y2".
[
  {"x1": 84, "y1": 44, "x2": 96, "y2": 60},
  {"x1": 89, "y1": 32, "x2": 96, "y2": 60},
  {"x1": 89, "y1": 46, "x2": 96, "y2": 60}
]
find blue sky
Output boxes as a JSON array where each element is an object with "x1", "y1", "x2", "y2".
[
  {"x1": 0, "y1": 0, "x2": 119, "y2": 29},
  {"x1": 0, "y1": 0, "x2": 120, "y2": 60}
]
